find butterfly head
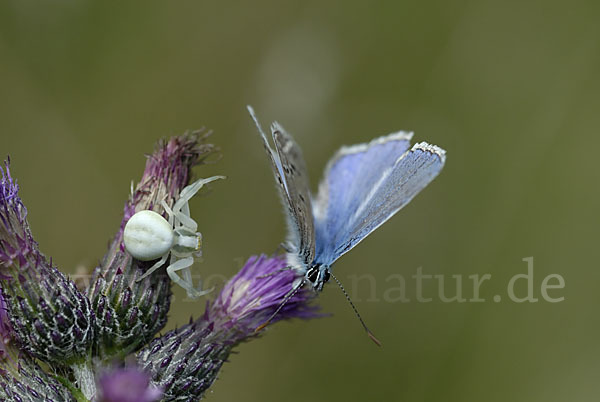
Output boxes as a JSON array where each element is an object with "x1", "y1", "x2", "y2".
[{"x1": 305, "y1": 264, "x2": 330, "y2": 292}]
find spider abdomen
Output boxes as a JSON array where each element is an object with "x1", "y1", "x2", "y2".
[{"x1": 123, "y1": 210, "x2": 175, "y2": 261}]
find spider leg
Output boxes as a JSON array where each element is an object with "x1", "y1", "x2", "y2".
[
  {"x1": 166, "y1": 256, "x2": 213, "y2": 299},
  {"x1": 173, "y1": 208, "x2": 198, "y2": 232},
  {"x1": 173, "y1": 176, "x2": 225, "y2": 215},
  {"x1": 137, "y1": 253, "x2": 169, "y2": 281},
  {"x1": 161, "y1": 200, "x2": 175, "y2": 227},
  {"x1": 181, "y1": 256, "x2": 193, "y2": 287},
  {"x1": 180, "y1": 200, "x2": 191, "y2": 222}
]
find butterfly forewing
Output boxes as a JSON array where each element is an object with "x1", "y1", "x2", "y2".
[
  {"x1": 313, "y1": 133, "x2": 414, "y2": 264},
  {"x1": 315, "y1": 141, "x2": 445, "y2": 266}
]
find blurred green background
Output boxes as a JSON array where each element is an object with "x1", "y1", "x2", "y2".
[{"x1": 1, "y1": 0, "x2": 599, "y2": 401}]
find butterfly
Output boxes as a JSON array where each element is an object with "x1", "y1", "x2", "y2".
[{"x1": 247, "y1": 106, "x2": 446, "y2": 343}]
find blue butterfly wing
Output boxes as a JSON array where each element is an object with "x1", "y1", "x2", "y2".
[
  {"x1": 313, "y1": 132, "x2": 413, "y2": 260},
  {"x1": 314, "y1": 138, "x2": 445, "y2": 266}
]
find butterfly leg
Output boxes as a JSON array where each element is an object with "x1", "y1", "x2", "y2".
[
  {"x1": 255, "y1": 279, "x2": 305, "y2": 332},
  {"x1": 272, "y1": 242, "x2": 293, "y2": 255},
  {"x1": 257, "y1": 265, "x2": 295, "y2": 279}
]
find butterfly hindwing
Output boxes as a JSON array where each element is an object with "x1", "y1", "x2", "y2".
[
  {"x1": 272, "y1": 123, "x2": 315, "y2": 266},
  {"x1": 247, "y1": 106, "x2": 315, "y2": 266},
  {"x1": 247, "y1": 106, "x2": 290, "y2": 198}
]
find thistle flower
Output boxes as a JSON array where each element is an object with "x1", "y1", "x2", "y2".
[
  {"x1": 138, "y1": 255, "x2": 319, "y2": 401},
  {"x1": 207, "y1": 254, "x2": 318, "y2": 334},
  {"x1": 99, "y1": 367, "x2": 163, "y2": 402},
  {"x1": 87, "y1": 131, "x2": 219, "y2": 359},
  {"x1": 0, "y1": 160, "x2": 94, "y2": 366}
]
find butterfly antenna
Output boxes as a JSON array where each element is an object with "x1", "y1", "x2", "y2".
[
  {"x1": 329, "y1": 272, "x2": 382, "y2": 347},
  {"x1": 255, "y1": 280, "x2": 304, "y2": 333}
]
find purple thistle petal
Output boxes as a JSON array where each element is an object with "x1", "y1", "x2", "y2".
[
  {"x1": 99, "y1": 367, "x2": 162, "y2": 402},
  {"x1": 208, "y1": 254, "x2": 319, "y2": 333}
]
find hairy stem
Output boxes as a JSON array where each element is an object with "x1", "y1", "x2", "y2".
[{"x1": 72, "y1": 361, "x2": 96, "y2": 401}]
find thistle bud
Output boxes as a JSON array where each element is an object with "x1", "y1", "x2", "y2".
[
  {"x1": 0, "y1": 354, "x2": 77, "y2": 401},
  {"x1": 89, "y1": 254, "x2": 171, "y2": 358},
  {"x1": 0, "y1": 287, "x2": 76, "y2": 401}
]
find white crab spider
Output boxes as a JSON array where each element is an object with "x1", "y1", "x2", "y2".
[{"x1": 123, "y1": 176, "x2": 224, "y2": 298}]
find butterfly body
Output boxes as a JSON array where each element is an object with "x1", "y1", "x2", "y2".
[{"x1": 286, "y1": 249, "x2": 330, "y2": 291}]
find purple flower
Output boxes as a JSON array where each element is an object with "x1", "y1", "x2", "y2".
[
  {"x1": 0, "y1": 160, "x2": 94, "y2": 365},
  {"x1": 99, "y1": 367, "x2": 162, "y2": 402},
  {"x1": 87, "y1": 132, "x2": 218, "y2": 359},
  {"x1": 0, "y1": 158, "x2": 29, "y2": 269},
  {"x1": 118, "y1": 130, "x2": 219, "y2": 251},
  {"x1": 207, "y1": 254, "x2": 318, "y2": 335},
  {"x1": 138, "y1": 255, "x2": 319, "y2": 400}
]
